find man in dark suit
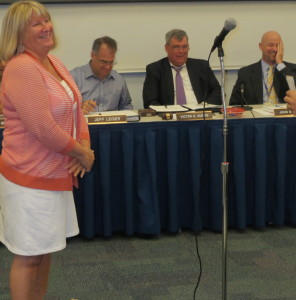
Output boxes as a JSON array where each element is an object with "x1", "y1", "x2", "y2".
[
  {"x1": 142, "y1": 29, "x2": 221, "y2": 108},
  {"x1": 230, "y1": 31, "x2": 296, "y2": 106}
]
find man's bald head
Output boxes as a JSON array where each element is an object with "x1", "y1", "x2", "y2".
[{"x1": 259, "y1": 31, "x2": 282, "y2": 65}]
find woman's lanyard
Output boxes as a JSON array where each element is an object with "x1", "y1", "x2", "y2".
[{"x1": 263, "y1": 66, "x2": 275, "y2": 99}]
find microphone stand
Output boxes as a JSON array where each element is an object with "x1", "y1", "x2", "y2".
[{"x1": 218, "y1": 45, "x2": 229, "y2": 300}]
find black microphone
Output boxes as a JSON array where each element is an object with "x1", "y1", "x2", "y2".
[
  {"x1": 210, "y1": 18, "x2": 237, "y2": 53},
  {"x1": 240, "y1": 83, "x2": 245, "y2": 107},
  {"x1": 240, "y1": 82, "x2": 253, "y2": 111}
]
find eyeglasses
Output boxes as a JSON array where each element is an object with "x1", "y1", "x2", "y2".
[
  {"x1": 94, "y1": 59, "x2": 117, "y2": 66},
  {"x1": 170, "y1": 45, "x2": 190, "y2": 51}
]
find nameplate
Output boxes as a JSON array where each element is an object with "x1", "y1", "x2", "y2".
[
  {"x1": 138, "y1": 109, "x2": 156, "y2": 117},
  {"x1": 274, "y1": 108, "x2": 294, "y2": 117},
  {"x1": 0, "y1": 116, "x2": 4, "y2": 127},
  {"x1": 87, "y1": 115, "x2": 127, "y2": 124},
  {"x1": 176, "y1": 111, "x2": 213, "y2": 121}
]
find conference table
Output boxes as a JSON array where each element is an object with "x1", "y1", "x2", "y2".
[{"x1": 1, "y1": 106, "x2": 296, "y2": 238}]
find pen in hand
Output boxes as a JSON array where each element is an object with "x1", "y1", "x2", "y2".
[{"x1": 82, "y1": 99, "x2": 97, "y2": 115}]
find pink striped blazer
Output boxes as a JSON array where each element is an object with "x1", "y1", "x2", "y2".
[{"x1": 0, "y1": 53, "x2": 90, "y2": 191}]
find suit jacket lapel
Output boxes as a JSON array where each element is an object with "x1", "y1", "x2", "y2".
[
  {"x1": 273, "y1": 69, "x2": 281, "y2": 96},
  {"x1": 252, "y1": 61, "x2": 263, "y2": 104},
  {"x1": 163, "y1": 58, "x2": 175, "y2": 105},
  {"x1": 187, "y1": 60, "x2": 202, "y2": 102}
]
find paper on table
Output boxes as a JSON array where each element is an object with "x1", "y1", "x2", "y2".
[
  {"x1": 253, "y1": 104, "x2": 287, "y2": 116},
  {"x1": 286, "y1": 75, "x2": 296, "y2": 90},
  {"x1": 183, "y1": 102, "x2": 221, "y2": 110},
  {"x1": 149, "y1": 105, "x2": 188, "y2": 112}
]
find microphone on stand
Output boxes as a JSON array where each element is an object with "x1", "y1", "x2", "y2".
[
  {"x1": 240, "y1": 83, "x2": 253, "y2": 110},
  {"x1": 210, "y1": 18, "x2": 237, "y2": 53},
  {"x1": 211, "y1": 17, "x2": 237, "y2": 300}
]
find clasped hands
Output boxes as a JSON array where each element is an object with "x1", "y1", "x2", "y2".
[{"x1": 67, "y1": 146, "x2": 95, "y2": 178}]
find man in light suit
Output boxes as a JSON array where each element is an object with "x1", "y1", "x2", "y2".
[
  {"x1": 230, "y1": 31, "x2": 296, "y2": 106},
  {"x1": 142, "y1": 29, "x2": 221, "y2": 108}
]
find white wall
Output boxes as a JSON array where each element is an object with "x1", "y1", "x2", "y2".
[{"x1": 1, "y1": 1, "x2": 295, "y2": 108}]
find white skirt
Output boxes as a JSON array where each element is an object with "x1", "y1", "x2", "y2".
[{"x1": 0, "y1": 174, "x2": 79, "y2": 256}]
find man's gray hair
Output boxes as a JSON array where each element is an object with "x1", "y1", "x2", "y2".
[
  {"x1": 165, "y1": 29, "x2": 188, "y2": 45},
  {"x1": 92, "y1": 36, "x2": 117, "y2": 53}
]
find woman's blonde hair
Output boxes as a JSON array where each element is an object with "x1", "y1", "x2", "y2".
[{"x1": 0, "y1": 0, "x2": 57, "y2": 62}]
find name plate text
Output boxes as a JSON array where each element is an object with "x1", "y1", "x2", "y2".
[
  {"x1": 176, "y1": 111, "x2": 213, "y2": 121},
  {"x1": 274, "y1": 108, "x2": 294, "y2": 117},
  {"x1": 87, "y1": 115, "x2": 127, "y2": 124}
]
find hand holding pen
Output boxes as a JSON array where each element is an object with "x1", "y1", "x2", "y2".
[{"x1": 81, "y1": 99, "x2": 97, "y2": 115}]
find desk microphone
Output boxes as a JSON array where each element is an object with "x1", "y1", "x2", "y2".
[
  {"x1": 240, "y1": 83, "x2": 253, "y2": 111},
  {"x1": 240, "y1": 83, "x2": 244, "y2": 98}
]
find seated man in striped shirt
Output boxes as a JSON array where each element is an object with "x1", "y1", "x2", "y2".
[{"x1": 71, "y1": 36, "x2": 133, "y2": 114}]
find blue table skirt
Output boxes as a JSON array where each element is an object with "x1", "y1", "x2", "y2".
[
  {"x1": 1, "y1": 117, "x2": 296, "y2": 238},
  {"x1": 73, "y1": 117, "x2": 296, "y2": 238}
]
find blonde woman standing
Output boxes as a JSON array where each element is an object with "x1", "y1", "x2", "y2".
[{"x1": 0, "y1": 1, "x2": 94, "y2": 299}]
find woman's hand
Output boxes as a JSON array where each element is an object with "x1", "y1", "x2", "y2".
[
  {"x1": 67, "y1": 158, "x2": 87, "y2": 178},
  {"x1": 284, "y1": 90, "x2": 296, "y2": 115},
  {"x1": 67, "y1": 140, "x2": 95, "y2": 175},
  {"x1": 79, "y1": 146, "x2": 95, "y2": 172}
]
